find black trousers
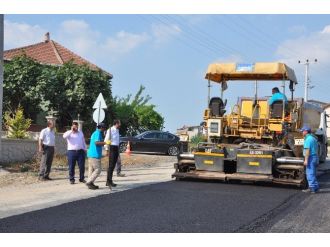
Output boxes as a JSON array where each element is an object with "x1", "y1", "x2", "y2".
[
  {"x1": 39, "y1": 145, "x2": 54, "y2": 178},
  {"x1": 107, "y1": 145, "x2": 119, "y2": 182}
]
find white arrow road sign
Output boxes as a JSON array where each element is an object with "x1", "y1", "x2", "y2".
[
  {"x1": 93, "y1": 108, "x2": 105, "y2": 123},
  {"x1": 92, "y1": 93, "x2": 107, "y2": 124},
  {"x1": 93, "y1": 93, "x2": 107, "y2": 109}
]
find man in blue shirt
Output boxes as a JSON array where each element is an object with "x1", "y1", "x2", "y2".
[
  {"x1": 301, "y1": 125, "x2": 319, "y2": 193},
  {"x1": 268, "y1": 87, "x2": 288, "y2": 106},
  {"x1": 86, "y1": 123, "x2": 107, "y2": 190}
]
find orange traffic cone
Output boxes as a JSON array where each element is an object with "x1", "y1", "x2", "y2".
[{"x1": 125, "y1": 141, "x2": 131, "y2": 155}]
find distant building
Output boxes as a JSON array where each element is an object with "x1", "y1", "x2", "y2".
[
  {"x1": 308, "y1": 99, "x2": 328, "y2": 109},
  {"x1": 177, "y1": 125, "x2": 201, "y2": 141}
]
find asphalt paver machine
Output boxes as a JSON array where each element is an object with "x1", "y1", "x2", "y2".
[{"x1": 173, "y1": 62, "x2": 328, "y2": 187}]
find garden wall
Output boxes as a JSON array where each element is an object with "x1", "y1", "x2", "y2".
[{"x1": 0, "y1": 132, "x2": 67, "y2": 164}]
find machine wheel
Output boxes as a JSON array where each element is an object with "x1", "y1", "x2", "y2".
[
  {"x1": 119, "y1": 142, "x2": 128, "y2": 153},
  {"x1": 318, "y1": 143, "x2": 326, "y2": 163},
  {"x1": 168, "y1": 146, "x2": 179, "y2": 156}
]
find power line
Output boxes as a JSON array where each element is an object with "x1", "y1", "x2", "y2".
[
  {"x1": 137, "y1": 15, "x2": 217, "y2": 59},
  {"x1": 151, "y1": 15, "x2": 227, "y2": 56},
  {"x1": 165, "y1": 15, "x2": 250, "y2": 60},
  {"x1": 232, "y1": 15, "x2": 330, "y2": 76}
]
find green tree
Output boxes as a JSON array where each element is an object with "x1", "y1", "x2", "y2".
[
  {"x1": 4, "y1": 106, "x2": 32, "y2": 139},
  {"x1": 3, "y1": 55, "x2": 43, "y2": 120},
  {"x1": 38, "y1": 61, "x2": 113, "y2": 132},
  {"x1": 113, "y1": 85, "x2": 164, "y2": 136}
]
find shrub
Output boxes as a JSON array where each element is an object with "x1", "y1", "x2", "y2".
[
  {"x1": 190, "y1": 134, "x2": 204, "y2": 145},
  {"x1": 4, "y1": 106, "x2": 32, "y2": 139}
]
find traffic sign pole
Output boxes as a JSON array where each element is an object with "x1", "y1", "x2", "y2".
[{"x1": 98, "y1": 101, "x2": 101, "y2": 125}]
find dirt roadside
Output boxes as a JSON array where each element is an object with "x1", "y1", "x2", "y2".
[
  {"x1": 0, "y1": 153, "x2": 176, "y2": 219},
  {"x1": 0, "y1": 153, "x2": 176, "y2": 187}
]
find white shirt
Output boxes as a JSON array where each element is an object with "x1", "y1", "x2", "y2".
[
  {"x1": 104, "y1": 126, "x2": 120, "y2": 149},
  {"x1": 39, "y1": 127, "x2": 55, "y2": 146},
  {"x1": 63, "y1": 130, "x2": 87, "y2": 151}
]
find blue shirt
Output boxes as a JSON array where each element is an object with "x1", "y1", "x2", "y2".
[
  {"x1": 303, "y1": 134, "x2": 318, "y2": 157},
  {"x1": 268, "y1": 92, "x2": 288, "y2": 105},
  {"x1": 87, "y1": 130, "x2": 103, "y2": 159}
]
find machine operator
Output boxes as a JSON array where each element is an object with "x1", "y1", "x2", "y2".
[{"x1": 268, "y1": 87, "x2": 288, "y2": 106}]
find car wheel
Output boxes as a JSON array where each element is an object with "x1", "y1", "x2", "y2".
[
  {"x1": 119, "y1": 142, "x2": 127, "y2": 153},
  {"x1": 168, "y1": 146, "x2": 179, "y2": 156}
]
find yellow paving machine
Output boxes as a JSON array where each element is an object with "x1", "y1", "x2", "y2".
[{"x1": 173, "y1": 62, "x2": 328, "y2": 187}]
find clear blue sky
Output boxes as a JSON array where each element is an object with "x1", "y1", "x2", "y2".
[{"x1": 4, "y1": 15, "x2": 330, "y2": 132}]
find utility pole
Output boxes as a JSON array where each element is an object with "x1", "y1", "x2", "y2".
[
  {"x1": 298, "y1": 59, "x2": 317, "y2": 102},
  {"x1": 0, "y1": 15, "x2": 4, "y2": 153}
]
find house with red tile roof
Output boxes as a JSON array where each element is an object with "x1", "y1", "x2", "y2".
[
  {"x1": 4, "y1": 32, "x2": 112, "y2": 78},
  {"x1": 4, "y1": 33, "x2": 113, "y2": 131}
]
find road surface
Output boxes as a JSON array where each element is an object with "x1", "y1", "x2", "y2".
[
  {"x1": 0, "y1": 179, "x2": 304, "y2": 232},
  {"x1": 1, "y1": 159, "x2": 329, "y2": 232}
]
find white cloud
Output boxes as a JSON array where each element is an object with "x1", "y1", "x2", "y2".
[
  {"x1": 57, "y1": 19, "x2": 150, "y2": 62},
  {"x1": 4, "y1": 20, "x2": 47, "y2": 49},
  {"x1": 151, "y1": 23, "x2": 181, "y2": 44},
  {"x1": 103, "y1": 31, "x2": 149, "y2": 54},
  {"x1": 4, "y1": 18, "x2": 182, "y2": 62},
  {"x1": 276, "y1": 24, "x2": 330, "y2": 69},
  {"x1": 321, "y1": 25, "x2": 330, "y2": 34},
  {"x1": 275, "y1": 25, "x2": 330, "y2": 101},
  {"x1": 58, "y1": 20, "x2": 100, "y2": 57}
]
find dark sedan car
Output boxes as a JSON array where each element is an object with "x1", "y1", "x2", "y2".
[{"x1": 119, "y1": 131, "x2": 181, "y2": 156}]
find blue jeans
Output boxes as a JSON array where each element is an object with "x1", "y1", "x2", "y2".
[
  {"x1": 306, "y1": 155, "x2": 319, "y2": 192},
  {"x1": 67, "y1": 150, "x2": 85, "y2": 182}
]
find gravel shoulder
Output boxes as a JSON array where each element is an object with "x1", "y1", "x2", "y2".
[{"x1": 0, "y1": 153, "x2": 176, "y2": 219}]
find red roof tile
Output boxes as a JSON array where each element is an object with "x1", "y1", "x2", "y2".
[{"x1": 4, "y1": 33, "x2": 112, "y2": 78}]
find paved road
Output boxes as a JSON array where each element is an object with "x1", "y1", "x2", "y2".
[
  {"x1": 254, "y1": 171, "x2": 330, "y2": 232},
  {"x1": 0, "y1": 180, "x2": 301, "y2": 232},
  {"x1": 0, "y1": 162, "x2": 174, "y2": 219}
]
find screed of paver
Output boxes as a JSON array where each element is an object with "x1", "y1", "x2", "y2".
[{"x1": 0, "y1": 162, "x2": 174, "y2": 219}]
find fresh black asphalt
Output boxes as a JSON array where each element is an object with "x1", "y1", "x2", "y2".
[{"x1": 0, "y1": 180, "x2": 301, "y2": 232}]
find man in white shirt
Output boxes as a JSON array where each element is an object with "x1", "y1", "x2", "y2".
[
  {"x1": 38, "y1": 120, "x2": 56, "y2": 181},
  {"x1": 63, "y1": 122, "x2": 87, "y2": 184},
  {"x1": 104, "y1": 119, "x2": 121, "y2": 188}
]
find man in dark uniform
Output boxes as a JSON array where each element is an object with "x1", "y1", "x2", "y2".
[{"x1": 104, "y1": 119, "x2": 121, "y2": 189}]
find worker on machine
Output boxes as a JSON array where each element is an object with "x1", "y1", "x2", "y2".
[
  {"x1": 301, "y1": 126, "x2": 319, "y2": 194},
  {"x1": 268, "y1": 87, "x2": 288, "y2": 106}
]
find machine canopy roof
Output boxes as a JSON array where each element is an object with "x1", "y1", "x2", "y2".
[{"x1": 205, "y1": 62, "x2": 297, "y2": 84}]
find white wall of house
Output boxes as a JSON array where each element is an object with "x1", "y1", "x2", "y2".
[
  {"x1": 177, "y1": 126, "x2": 201, "y2": 142},
  {"x1": 187, "y1": 126, "x2": 200, "y2": 140}
]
